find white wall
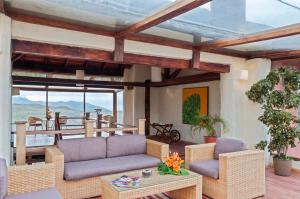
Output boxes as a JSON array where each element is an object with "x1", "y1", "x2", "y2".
[
  {"x1": 0, "y1": 14, "x2": 12, "y2": 162},
  {"x1": 153, "y1": 81, "x2": 221, "y2": 143}
]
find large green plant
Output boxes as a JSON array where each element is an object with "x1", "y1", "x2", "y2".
[
  {"x1": 246, "y1": 68, "x2": 300, "y2": 160},
  {"x1": 183, "y1": 94, "x2": 201, "y2": 124},
  {"x1": 191, "y1": 115, "x2": 226, "y2": 137}
]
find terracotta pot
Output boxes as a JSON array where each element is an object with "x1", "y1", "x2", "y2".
[
  {"x1": 273, "y1": 157, "x2": 292, "y2": 176},
  {"x1": 204, "y1": 136, "x2": 217, "y2": 143}
]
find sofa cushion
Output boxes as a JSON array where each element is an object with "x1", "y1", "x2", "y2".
[
  {"x1": 57, "y1": 137, "x2": 106, "y2": 163},
  {"x1": 214, "y1": 138, "x2": 247, "y2": 160},
  {"x1": 5, "y1": 188, "x2": 62, "y2": 199},
  {"x1": 189, "y1": 160, "x2": 219, "y2": 179},
  {"x1": 0, "y1": 159, "x2": 8, "y2": 199},
  {"x1": 107, "y1": 135, "x2": 146, "y2": 158},
  {"x1": 64, "y1": 154, "x2": 160, "y2": 180}
]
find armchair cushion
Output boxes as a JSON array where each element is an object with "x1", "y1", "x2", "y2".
[
  {"x1": 0, "y1": 159, "x2": 8, "y2": 199},
  {"x1": 57, "y1": 137, "x2": 106, "y2": 162},
  {"x1": 214, "y1": 138, "x2": 247, "y2": 160},
  {"x1": 189, "y1": 160, "x2": 219, "y2": 179},
  {"x1": 64, "y1": 154, "x2": 160, "y2": 180},
  {"x1": 107, "y1": 135, "x2": 146, "y2": 158},
  {"x1": 5, "y1": 188, "x2": 62, "y2": 199}
]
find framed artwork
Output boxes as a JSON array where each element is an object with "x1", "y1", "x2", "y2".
[{"x1": 182, "y1": 87, "x2": 209, "y2": 124}]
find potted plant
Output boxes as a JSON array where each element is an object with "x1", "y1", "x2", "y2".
[
  {"x1": 246, "y1": 67, "x2": 300, "y2": 176},
  {"x1": 191, "y1": 115, "x2": 226, "y2": 143}
]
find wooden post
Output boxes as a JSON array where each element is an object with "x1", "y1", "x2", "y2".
[
  {"x1": 55, "y1": 112, "x2": 60, "y2": 130},
  {"x1": 138, "y1": 119, "x2": 146, "y2": 135},
  {"x1": 113, "y1": 91, "x2": 117, "y2": 124},
  {"x1": 145, "y1": 80, "x2": 151, "y2": 136},
  {"x1": 85, "y1": 120, "x2": 94, "y2": 138},
  {"x1": 15, "y1": 121, "x2": 26, "y2": 165},
  {"x1": 97, "y1": 114, "x2": 102, "y2": 129}
]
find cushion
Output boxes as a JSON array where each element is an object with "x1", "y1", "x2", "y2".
[
  {"x1": 214, "y1": 138, "x2": 247, "y2": 160},
  {"x1": 5, "y1": 188, "x2": 62, "y2": 199},
  {"x1": 189, "y1": 160, "x2": 219, "y2": 179},
  {"x1": 57, "y1": 137, "x2": 106, "y2": 162},
  {"x1": 106, "y1": 135, "x2": 146, "y2": 158},
  {"x1": 0, "y1": 159, "x2": 8, "y2": 199},
  {"x1": 64, "y1": 154, "x2": 160, "y2": 180}
]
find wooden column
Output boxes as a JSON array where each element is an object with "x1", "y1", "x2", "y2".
[
  {"x1": 113, "y1": 37, "x2": 124, "y2": 62},
  {"x1": 55, "y1": 112, "x2": 60, "y2": 130},
  {"x1": 85, "y1": 120, "x2": 95, "y2": 138},
  {"x1": 145, "y1": 80, "x2": 151, "y2": 136},
  {"x1": 113, "y1": 91, "x2": 117, "y2": 124},
  {"x1": 138, "y1": 119, "x2": 146, "y2": 135},
  {"x1": 15, "y1": 121, "x2": 26, "y2": 165}
]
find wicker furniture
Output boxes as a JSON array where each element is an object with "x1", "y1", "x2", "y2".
[
  {"x1": 101, "y1": 167, "x2": 202, "y2": 199},
  {"x1": 0, "y1": 159, "x2": 62, "y2": 199},
  {"x1": 45, "y1": 138, "x2": 169, "y2": 199},
  {"x1": 27, "y1": 116, "x2": 43, "y2": 131},
  {"x1": 185, "y1": 142, "x2": 265, "y2": 199}
]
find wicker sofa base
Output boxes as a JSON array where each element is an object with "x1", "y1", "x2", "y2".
[{"x1": 57, "y1": 176, "x2": 102, "y2": 199}]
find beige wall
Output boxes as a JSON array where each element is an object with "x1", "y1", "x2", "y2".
[{"x1": 0, "y1": 14, "x2": 12, "y2": 162}]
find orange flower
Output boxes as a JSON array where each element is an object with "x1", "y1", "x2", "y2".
[{"x1": 164, "y1": 152, "x2": 184, "y2": 172}]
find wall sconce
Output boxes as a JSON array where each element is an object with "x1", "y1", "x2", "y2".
[{"x1": 239, "y1": 69, "x2": 249, "y2": 81}]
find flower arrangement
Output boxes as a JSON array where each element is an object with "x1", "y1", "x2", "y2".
[{"x1": 158, "y1": 152, "x2": 189, "y2": 176}]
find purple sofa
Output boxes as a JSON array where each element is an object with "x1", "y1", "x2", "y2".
[
  {"x1": 0, "y1": 159, "x2": 62, "y2": 199},
  {"x1": 57, "y1": 135, "x2": 161, "y2": 181}
]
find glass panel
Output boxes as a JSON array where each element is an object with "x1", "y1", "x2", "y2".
[
  {"x1": 12, "y1": 90, "x2": 46, "y2": 131},
  {"x1": 48, "y1": 91, "x2": 84, "y2": 128},
  {"x1": 152, "y1": 0, "x2": 300, "y2": 39},
  {"x1": 7, "y1": 0, "x2": 176, "y2": 30},
  {"x1": 228, "y1": 35, "x2": 300, "y2": 51},
  {"x1": 85, "y1": 92, "x2": 113, "y2": 120}
]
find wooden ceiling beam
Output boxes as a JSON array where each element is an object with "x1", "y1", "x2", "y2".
[
  {"x1": 248, "y1": 50, "x2": 300, "y2": 59},
  {"x1": 200, "y1": 23, "x2": 300, "y2": 50},
  {"x1": 191, "y1": 47, "x2": 200, "y2": 69},
  {"x1": 113, "y1": 37, "x2": 124, "y2": 62},
  {"x1": 151, "y1": 72, "x2": 220, "y2": 87},
  {"x1": 7, "y1": 10, "x2": 248, "y2": 58},
  {"x1": 169, "y1": 69, "x2": 181, "y2": 79},
  {"x1": 116, "y1": 0, "x2": 211, "y2": 38},
  {"x1": 13, "y1": 86, "x2": 116, "y2": 93},
  {"x1": 12, "y1": 76, "x2": 145, "y2": 88},
  {"x1": 12, "y1": 39, "x2": 230, "y2": 72}
]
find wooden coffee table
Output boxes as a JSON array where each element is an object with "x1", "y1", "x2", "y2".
[{"x1": 101, "y1": 168, "x2": 202, "y2": 199}]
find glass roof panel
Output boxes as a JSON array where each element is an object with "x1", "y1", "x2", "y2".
[
  {"x1": 153, "y1": 0, "x2": 300, "y2": 39},
  {"x1": 6, "y1": 0, "x2": 176, "y2": 30},
  {"x1": 227, "y1": 35, "x2": 300, "y2": 51}
]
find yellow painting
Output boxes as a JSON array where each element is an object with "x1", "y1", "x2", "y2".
[{"x1": 182, "y1": 87, "x2": 208, "y2": 124}]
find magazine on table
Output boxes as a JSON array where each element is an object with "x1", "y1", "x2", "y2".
[{"x1": 112, "y1": 175, "x2": 141, "y2": 188}]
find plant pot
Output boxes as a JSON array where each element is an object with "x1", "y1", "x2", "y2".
[
  {"x1": 204, "y1": 136, "x2": 217, "y2": 143},
  {"x1": 273, "y1": 157, "x2": 292, "y2": 176}
]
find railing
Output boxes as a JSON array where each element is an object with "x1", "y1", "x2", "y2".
[{"x1": 14, "y1": 119, "x2": 146, "y2": 165}]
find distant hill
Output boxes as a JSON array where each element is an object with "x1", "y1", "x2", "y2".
[{"x1": 12, "y1": 97, "x2": 111, "y2": 113}]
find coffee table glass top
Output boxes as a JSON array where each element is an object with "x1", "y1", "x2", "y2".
[{"x1": 101, "y1": 167, "x2": 200, "y2": 192}]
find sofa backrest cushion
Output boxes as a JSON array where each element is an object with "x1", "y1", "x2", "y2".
[
  {"x1": 57, "y1": 137, "x2": 106, "y2": 162},
  {"x1": 0, "y1": 158, "x2": 8, "y2": 199},
  {"x1": 106, "y1": 135, "x2": 146, "y2": 158},
  {"x1": 214, "y1": 138, "x2": 247, "y2": 160}
]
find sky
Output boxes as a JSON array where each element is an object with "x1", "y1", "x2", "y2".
[{"x1": 18, "y1": 91, "x2": 124, "y2": 111}]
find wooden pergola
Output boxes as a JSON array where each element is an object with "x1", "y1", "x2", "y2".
[{"x1": 3, "y1": 0, "x2": 300, "y2": 134}]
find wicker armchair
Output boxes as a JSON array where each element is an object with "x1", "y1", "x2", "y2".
[
  {"x1": 185, "y1": 143, "x2": 265, "y2": 199},
  {"x1": 45, "y1": 139, "x2": 169, "y2": 199},
  {"x1": 0, "y1": 160, "x2": 62, "y2": 199}
]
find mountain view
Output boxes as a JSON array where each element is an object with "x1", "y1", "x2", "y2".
[{"x1": 12, "y1": 97, "x2": 123, "y2": 129}]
